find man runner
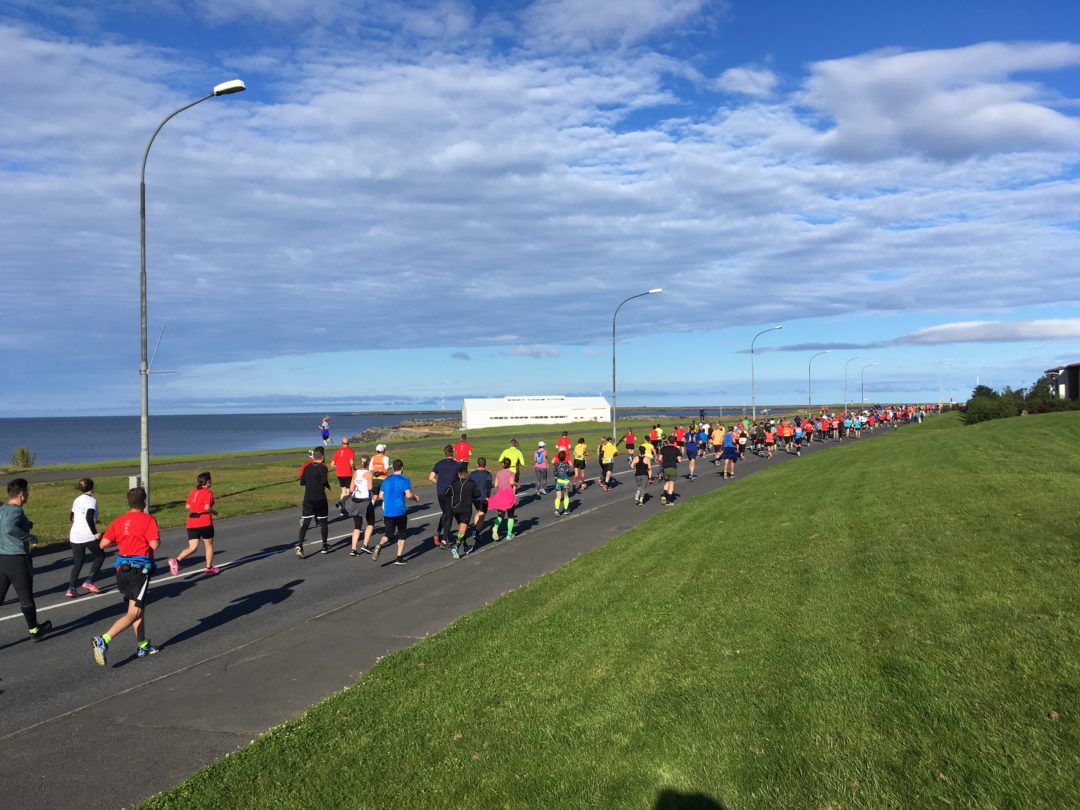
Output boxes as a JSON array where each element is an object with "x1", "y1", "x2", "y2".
[
  {"x1": 429, "y1": 444, "x2": 460, "y2": 547},
  {"x1": 371, "y1": 459, "x2": 420, "y2": 565},
  {"x1": 91, "y1": 486, "x2": 160, "y2": 664},
  {"x1": 658, "y1": 436, "x2": 682, "y2": 505},
  {"x1": 296, "y1": 447, "x2": 330, "y2": 558}
]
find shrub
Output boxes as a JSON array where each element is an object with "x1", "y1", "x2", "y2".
[{"x1": 9, "y1": 447, "x2": 36, "y2": 469}]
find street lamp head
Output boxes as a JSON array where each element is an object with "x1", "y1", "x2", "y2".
[
  {"x1": 774, "y1": 324, "x2": 783, "y2": 330},
  {"x1": 648, "y1": 288, "x2": 663, "y2": 294},
  {"x1": 213, "y1": 79, "x2": 247, "y2": 96}
]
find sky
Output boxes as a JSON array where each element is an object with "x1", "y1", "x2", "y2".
[{"x1": 2, "y1": 0, "x2": 1079, "y2": 415}]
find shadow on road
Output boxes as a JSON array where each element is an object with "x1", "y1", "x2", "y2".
[{"x1": 161, "y1": 579, "x2": 304, "y2": 649}]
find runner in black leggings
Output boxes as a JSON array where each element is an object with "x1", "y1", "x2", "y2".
[{"x1": 0, "y1": 479, "x2": 52, "y2": 641}]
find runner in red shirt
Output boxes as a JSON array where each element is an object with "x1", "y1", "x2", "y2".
[
  {"x1": 331, "y1": 437, "x2": 356, "y2": 510},
  {"x1": 168, "y1": 471, "x2": 218, "y2": 577},
  {"x1": 555, "y1": 431, "x2": 572, "y2": 463},
  {"x1": 453, "y1": 434, "x2": 473, "y2": 464},
  {"x1": 92, "y1": 487, "x2": 161, "y2": 665},
  {"x1": 622, "y1": 428, "x2": 637, "y2": 457}
]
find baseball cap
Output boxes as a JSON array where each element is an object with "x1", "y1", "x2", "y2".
[
  {"x1": 375, "y1": 443, "x2": 386, "y2": 452},
  {"x1": 537, "y1": 440, "x2": 545, "y2": 446}
]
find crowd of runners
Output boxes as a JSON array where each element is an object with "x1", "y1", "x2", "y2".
[{"x1": 0, "y1": 404, "x2": 934, "y2": 664}]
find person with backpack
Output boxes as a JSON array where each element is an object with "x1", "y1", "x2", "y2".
[
  {"x1": 533, "y1": 441, "x2": 548, "y2": 496},
  {"x1": 552, "y1": 451, "x2": 574, "y2": 516}
]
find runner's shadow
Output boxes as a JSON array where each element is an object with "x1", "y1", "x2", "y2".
[
  {"x1": 398, "y1": 527, "x2": 439, "y2": 563},
  {"x1": 653, "y1": 789, "x2": 726, "y2": 809},
  {"x1": 4, "y1": 579, "x2": 202, "y2": 648},
  {"x1": 159, "y1": 579, "x2": 304, "y2": 649}
]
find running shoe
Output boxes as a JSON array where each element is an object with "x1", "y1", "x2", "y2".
[
  {"x1": 554, "y1": 509, "x2": 561, "y2": 516},
  {"x1": 65, "y1": 587, "x2": 78, "y2": 598},
  {"x1": 294, "y1": 545, "x2": 304, "y2": 559},
  {"x1": 432, "y1": 535, "x2": 441, "y2": 547},
  {"x1": 92, "y1": 635, "x2": 108, "y2": 666},
  {"x1": 451, "y1": 546, "x2": 460, "y2": 560},
  {"x1": 168, "y1": 557, "x2": 180, "y2": 576},
  {"x1": 506, "y1": 534, "x2": 515, "y2": 541},
  {"x1": 393, "y1": 557, "x2": 407, "y2": 565},
  {"x1": 204, "y1": 566, "x2": 220, "y2": 576},
  {"x1": 464, "y1": 544, "x2": 475, "y2": 556},
  {"x1": 491, "y1": 528, "x2": 500, "y2": 541},
  {"x1": 81, "y1": 580, "x2": 102, "y2": 594},
  {"x1": 30, "y1": 620, "x2": 52, "y2": 642},
  {"x1": 320, "y1": 544, "x2": 329, "y2": 555},
  {"x1": 136, "y1": 643, "x2": 160, "y2": 658},
  {"x1": 371, "y1": 544, "x2": 381, "y2": 562},
  {"x1": 359, "y1": 546, "x2": 373, "y2": 555},
  {"x1": 349, "y1": 550, "x2": 359, "y2": 557}
]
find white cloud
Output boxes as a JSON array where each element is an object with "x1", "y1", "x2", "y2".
[
  {"x1": 715, "y1": 65, "x2": 776, "y2": 97},
  {"x1": 502, "y1": 346, "x2": 562, "y2": 359},
  {"x1": 801, "y1": 41, "x2": 1080, "y2": 160},
  {"x1": 522, "y1": 0, "x2": 714, "y2": 50},
  {"x1": 896, "y1": 320, "x2": 1080, "y2": 345},
  {"x1": 3, "y1": 19, "x2": 1080, "y2": 411}
]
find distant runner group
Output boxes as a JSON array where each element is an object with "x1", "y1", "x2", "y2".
[{"x1": 0, "y1": 405, "x2": 934, "y2": 664}]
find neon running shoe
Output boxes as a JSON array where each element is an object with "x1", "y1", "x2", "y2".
[
  {"x1": 204, "y1": 566, "x2": 220, "y2": 576},
  {"x1": 294, "y1": 545, "x2": 304, "y2": 559},
  {"x1": 65, "y1": 587, "x2": 78, "y2": 598},
  {"x1": 82, "y1": 580, "x2": 102, "y2": 594},
  {"x1": 371, "y1": 544, "x2": 381, "y2": 562},
  {"x1": 168, "y1": 557, "x2": 179, "y2": 576},
  {"x1": 92, "y1": 635, "x2": 108, "y2": 666},
  {"x1": 136, "y1": 643, "x2": 160, "y2": 658},
  {"x1": 29, "y1": 620, "x2": 52, "y2": 642}
]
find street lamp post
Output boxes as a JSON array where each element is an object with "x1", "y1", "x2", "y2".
[
  {"x1": 860, "y1": 363, "x2": 879, "y2": 407},
  {"x1": 843, "y1": 355, "x2": 862, "y2": 414},
  {"x1": 140, "y1": 79, "x2": 246, "y2": 508},
  {"x1": 611, "y1": 288, "x2": 662, "y2": 441},
  {"x1": 808, "y1": 350, "x2": 831, "y2": 413},
  {"x1": 750, "y1": 325, "x2": 783, "y2": 420}
]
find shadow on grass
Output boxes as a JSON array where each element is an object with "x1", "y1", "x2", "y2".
[
  {"x1": 152, "y1": 479, "x2": 295, "y2": 511},
  {"x1": 653, "y1": 788, "x2": 727, "y2": 810}
]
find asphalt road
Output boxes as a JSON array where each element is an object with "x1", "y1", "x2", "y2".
[{"x1": 0, "y1": 432, "x2": 875, "y2": 808}]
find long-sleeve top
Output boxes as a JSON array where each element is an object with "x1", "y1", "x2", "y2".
[{"x1": 0, "y1": 503, "x2": 33, "y2": 555}]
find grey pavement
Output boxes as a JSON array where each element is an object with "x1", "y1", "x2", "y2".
[{"x1": 0, "y1": 431, "x2": 875, "y2": 809}]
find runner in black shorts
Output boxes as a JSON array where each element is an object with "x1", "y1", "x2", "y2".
[
  {"x1": 467, "y1": 458, "x2": 493, "y2": 542},
  {"x1": 296, "y1": 447, "x2": 330, "y2": 558}
]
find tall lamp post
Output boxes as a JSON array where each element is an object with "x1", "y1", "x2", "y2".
[
  {"x1": 140, "y1": 79, "x2": 246, "y2": 508},
  {"x1": 860, "y1": 362, "x2": 879, "y2": 407},
  {"x1": 843, "y1": 355, "x2": 862, "y2": 414},
  {"x1": 808, "y1": 350, "x2": 831, "y2": 413},
  {"x1": 750, "y1": 325, "x2": 783, "y2": 420},
  {"x1": 611, "y1": 288, "x2": 662, "y2": 441}
]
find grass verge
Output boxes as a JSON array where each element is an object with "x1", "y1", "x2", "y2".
[{"x1": 143, "y1": 411, "x2": 1079, "y2": 808}]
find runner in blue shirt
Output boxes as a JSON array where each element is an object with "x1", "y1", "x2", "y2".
[{"x1": 371, "y1": 460, "x2": 420, "y2": 565}]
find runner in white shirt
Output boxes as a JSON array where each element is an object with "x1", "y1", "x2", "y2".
[{"x1": 67, "y1": 478, "x2": 106, "y2": 597}]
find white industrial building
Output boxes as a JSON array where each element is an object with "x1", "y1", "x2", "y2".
[{"x1": 461, "y1": 396, "x2": 611, "y2": 429}]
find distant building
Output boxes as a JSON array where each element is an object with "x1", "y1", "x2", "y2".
[
  {"x1": 461, "y1": 396, "x2": 611, "y2": 430},
  {"x1": 1045, "y1": 363, "x2": 1080, "y2": 401}
]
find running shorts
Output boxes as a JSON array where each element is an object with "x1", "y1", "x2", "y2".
[
  {"x1": 554, "y1": 478, "x2": 570, "y2": 492},
  {"x1": 301, "y1": 499, "x2": 329, "y2": 520},
  {"x1": 473, "y1": 498, "x2": 489, "y2": 513},
  {"x1": 686, "y1": 449, "x2": 698, "y2": 459},
  {"x1": 337, "y1": 475, "x2": 352, "y2": 488},
  {"x1": 662, "y1": 467, "x2": 677, "y2": 481},
  {"x1": 452, "y1": 510, "x2": 472, "y2": 525},
  {"x1": 186, "y1": 526, "x2": 215, "y2": 540},
  {"x1": 600, "y1": 463, "x2": 612, "y2": 475},
  {"x1": 573, "y1": 460, "x2": 586, "y2": 470},
  {"x1": 115, "y1": 567, "x2": 152, "y2": 609},
  {"x1": 383, "y1": 515, "x2": 407, "y2": 540}
]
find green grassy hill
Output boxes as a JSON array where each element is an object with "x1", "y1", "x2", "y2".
[{"x1": 146, "y1": 412, "x2": 1080, "y2": 809}]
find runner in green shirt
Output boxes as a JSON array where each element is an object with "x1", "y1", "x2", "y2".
[{"x1": 498, "y1": 439, "x2": 527, "y2": 485}]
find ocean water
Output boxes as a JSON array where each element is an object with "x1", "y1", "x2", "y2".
[{"x1": 0, "y1": 412, "x2": 440, "y2": 466}]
